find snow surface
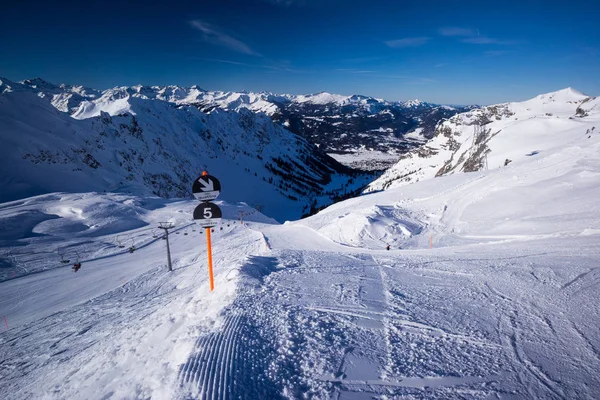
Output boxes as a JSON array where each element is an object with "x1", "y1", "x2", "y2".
[
  {"x1": 367, "y1": 88, "x2": 599, "y2": 192},
  {"x1": 294, "y1": 92, "x2": 351, "y2": 106},
  {"x1": 1, "y1": 115, "x2": 599, "y2": 398}
]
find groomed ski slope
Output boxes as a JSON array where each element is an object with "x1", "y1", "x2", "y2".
[{"x1": 1, "y1": 130, "x2": 600, "y2": 398}]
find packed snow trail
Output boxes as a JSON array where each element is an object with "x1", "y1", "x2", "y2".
[
  {"x1": 1, "y1": 198, "x2": 599, "y2": 399},
  {"x1": 0, "y1": 202, "x2": 269, "y2": 399},
  {"x1": 176, "y1": 131, "x2": 600, "y2": 399},
  {"x1": 175, "y1": 224, "x2": 599, "y2": 399}
]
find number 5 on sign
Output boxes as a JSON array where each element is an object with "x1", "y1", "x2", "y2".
[{"x1": 194, "y1": 202, "x2": 222, "y2": 228}]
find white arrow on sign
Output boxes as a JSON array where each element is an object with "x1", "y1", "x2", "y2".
[{"x1": 198, "y1": 178, "x2": 214, "y2": 192}]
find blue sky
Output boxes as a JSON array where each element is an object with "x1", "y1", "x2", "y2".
[{"x1": 1, "y1": 0, "x2": 598, "y2": 104}]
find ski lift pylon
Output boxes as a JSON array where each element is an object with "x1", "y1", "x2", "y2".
[{"x1": 57, "y1": 246, "x2": 70, "y2": 264}]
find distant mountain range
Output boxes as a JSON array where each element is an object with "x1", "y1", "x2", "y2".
[{"x1": 12, "y1": 78, "x2": 476, "y2": 169}]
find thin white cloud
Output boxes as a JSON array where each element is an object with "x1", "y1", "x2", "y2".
[
  {"x1": 336, "y1": 69, "x2": 375, "y2": 74},
  {"x1": 385, "y1": 37, "x2": 430, "y2": 48},
  {"x1": 194, "y1": 57, "x2": 303, "y2": 72},
  {"x1": 484, "y1": 50, "x2": 512, "y2": 56},
  {"x1": 441, "y1": 27, "x2": 520, "y2": 46},
  {"x1": 189, "y1": 20, "x2": 261, "y2": 56},
  {"x1": 341, "y1": 56, "x2": 387, "y2": 64},
  {"x1": 462, "y1": 36, "x2": 519, "y2": 45},
  {"x1": 435, "y1": 63, "x2": 447, "y2": 68},
  {"x1": 439, "y1": 27, "x2": 475, "y2": 37},
  {"x1": 195, "y1": 58, "x2": 249, "y2": 66}
]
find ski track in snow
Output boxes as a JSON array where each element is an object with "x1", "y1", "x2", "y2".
[{"x1": 2, "y1": 204, "x2": 599, "y2": 399}]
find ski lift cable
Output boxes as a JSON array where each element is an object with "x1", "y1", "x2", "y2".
[{"x1": 53, "y1": 222, "x2": 198, "y2": 272}]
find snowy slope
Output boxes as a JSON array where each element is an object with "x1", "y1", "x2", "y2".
[
  {"x1": 366, "y1": 87, "x2": 598, "y2": 192},
  {"x1": 0, "y1": 78, "x2": 370, "y2": 222},
  {"x1": 1, "y1": 103, "x2": 599, "y2": 399},
  {"x1": 0, "y1": 195, "x2": 273, "y2": 399}
]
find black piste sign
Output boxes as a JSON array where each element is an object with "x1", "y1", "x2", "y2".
[
  {"x1": 192, "y1": 174, "x2": 221, "y2": 201},
  {"x1": 193, "y1": 202, "x2": 222, "y2": 228},
  {"x1": 191, "y1": 171, "x2": 222, "y2": 292}
]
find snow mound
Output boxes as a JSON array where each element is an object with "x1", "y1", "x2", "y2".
[
  {"x1": 0, "y1": 192, "x2": 272, "y2": 281},
  {"x1": 314, "y1": 205, "x2": 423, "y2": 249}
]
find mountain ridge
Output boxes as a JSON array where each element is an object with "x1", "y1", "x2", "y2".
[
  {"x1": 1, "y1": 77, "x2": 480, "y2": 171},
  {"x1": 365, "y1": 87, "x2": 599, "y2": 192}
]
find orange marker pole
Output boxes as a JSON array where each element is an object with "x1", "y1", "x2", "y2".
[
  {"x1": 430, "y1": 235, "x2": 433, "y2": 249},
  {"x1": 206, "y1": 227, "x2": 215, "y2": 291}
]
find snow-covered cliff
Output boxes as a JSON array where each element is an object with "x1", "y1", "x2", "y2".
[{"x1": 366, "y1": 88, "x2": 599, "y2": 192}]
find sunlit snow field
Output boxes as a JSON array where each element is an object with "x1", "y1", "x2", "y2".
[{"x1": 1, "y1": 125, "x2": 599, "y2": 398}]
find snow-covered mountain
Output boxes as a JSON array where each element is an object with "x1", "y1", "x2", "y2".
[
  {"x1": 366, "y1": 87, "x2": 599, "y2": 192},
  {"x1": 13, "y1": 78, "x2": 474, "y2": 170},
  {"x1": 0, "y1": 78, "x2": 374, "y2": 222},
  {"x1": 261, "y1": 93, "x2": 474, "y2": 161}
]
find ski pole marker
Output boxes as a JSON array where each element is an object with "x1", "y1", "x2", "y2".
[
  {"x1": 206, "y1": 228, "x2": 215, "y2": 291},
  {"x1": 192, "y1": 171, "x2": 222, "y2": 292}
]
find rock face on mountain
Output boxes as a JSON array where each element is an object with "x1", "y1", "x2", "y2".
[
  {"x1": 190, "y1": 91, "x2": 475, "y2": 160},
  {"x1": 0, "y1": 78, "x2": 374, "y2": 222},
  {"x1": 365, "y1": 88, "x2": 599, "y2": 192}
]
